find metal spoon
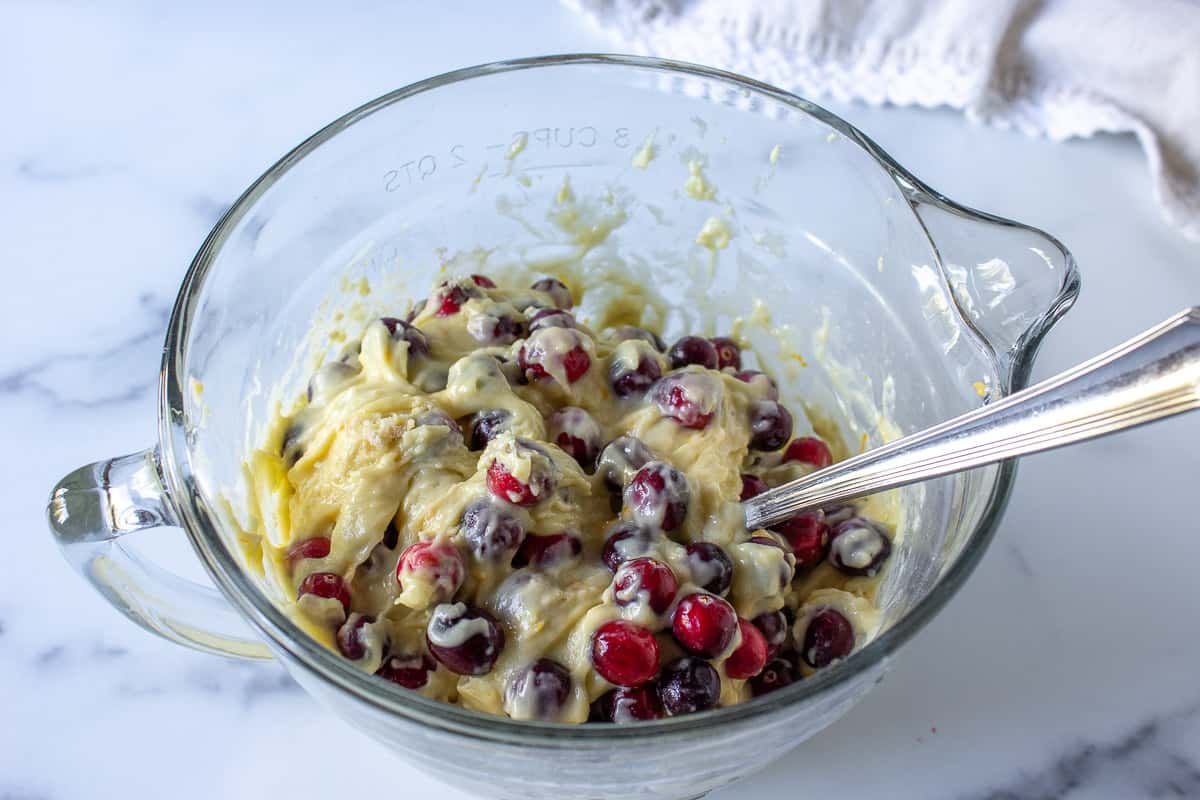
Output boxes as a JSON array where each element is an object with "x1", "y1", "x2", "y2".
[{"x1": 743, "y1": 308, "x2": 1200, "y2": 531}]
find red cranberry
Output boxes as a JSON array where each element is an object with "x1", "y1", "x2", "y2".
[
  {"x1": 740, "y1": 473, "x2": 769, "y2": 501},
  {"x1": 733, "y1": 369, "x2": 779, "y2": 400},
  {"x1": 784, "y1": 436, "x2": 833, "y2": 469},
  {"x1": 469, "y1": 312, "x2": 525, "y2": 345},
  {"x1": 519, "y1": 329, "x2": 591, "y2": 383},
  {"x1": 823, "y1": 503, "x2": 859, "y2": 526},
  {"x1": 657, "y1": 657, "x2": 721, "y2": 715},
  {"x1": 610, "y1": 351, "x2": 663, "y2": 398},
  {"x1": 377, "y1": 652, "x2": 436, "y2": 689},
  {"x1": 614, "y1": 557, "x2": 678, "y2": 614},
  {"x1": 426, "y1": 603, "x2": 505, "y2": 675},
  {"x1": 596, "y1": 684, "x2": 664, "y2": 722},
  {"x1": 336, "y1": 613, "x2": 376, "y2": 660},
  {"x1": 610, "y1": 325, "x2": 665, "y2": 351},
  {"x1": 434, "y1": 282, "x2": 475, "y2": 317},
  {"x1": 652, "y1": 372, "x2": 719, "y2": 430},
  {"x1": 710, "y1": 337, "x2": 742, "y2": 369},
  {"x1": 287, "y1": 537, "x2": 330, "y2": 566},
  {"x1": 625, "y1": 461, "x2": 690, "y2": 531},
  {"x1": 725, "y1": 619, "x2": 769, "y2": 679},
  {"x1": 470, "y1": 274, "x2": 497, "y2": 288},
  {"x1": 672, "y1": 593, "x2": 737, "y2": 658},
  {"x1": 506, "y1": 658, "x2": 572, "y2": 720},
  {"x1": 667, "y1": 336, "x2": 719, "y2": 369},
  {"x1": 511, "y1": 531, "x2": 581, "y2": 569},
  {"x1": 601, "y1": 521, "x2": 656, "y2": 572},
  {"x1": 773, "y1": 511, "x2": 830, "y2": 568},
  {"x1": 527, "y1": 307, "x2": 577, "y2": 332},
  {"x1": 396, "y1": 540, "x2": 466, "y2": 602},
  {"x1": 459, "y1": 499, "x2": 526, "y2": 560},
  {"x1": 829, "y1": 518, "x2": 892, "y2": 577},
  {"x1": 547, "y1": 407, "x2": 602, "y2": 468},
  {"x1": 487, "y1": 459, "x2": 554, "y2": 506},
  {"x1": 749, "y1": 401, "x2": 793, "y2": 451},
  {"x1": 591, "y1": 620, "x2": 660, "y2": 687},
  {"x1": 752, "y1": 610, "x2": 788, "y2": 659},
  {"x1": 802, "y1": 608, "x2": 855, "y2": 668},
  {"x1": 530, "y1": 277, "x2": 573, "y2": 308},
  {"x1": 750, "y1": 657, "x2": 796, "y2": 696},
  {"x1": 469, "y1": 409, "x2": 511, "y2": 451},
  {"x1": 297, "y1": 572, "x2": 350, "y2": 613},
  {"x1": 597, "y1": 436, "x2": 654, "y2": 492},
  {"x1": 747, "y1": 536, "x2": 797, "y2": 589},
  {"x1": 379, "y1": 317, "x2": 430, "y2": 358},
  {"x1": 685, "y1": 542, "x2": 733, "y2": 596}
]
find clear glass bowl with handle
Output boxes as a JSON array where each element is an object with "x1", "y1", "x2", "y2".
[{"x1": 46, "y1": 55, "x2": 1078, "y2": 800}]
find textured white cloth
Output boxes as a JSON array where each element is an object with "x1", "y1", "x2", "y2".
[{"x1": 564, "y1": 0, "x2": 1200, "y2": 241}]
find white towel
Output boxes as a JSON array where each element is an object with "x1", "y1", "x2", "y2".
[{"x1": 564, "y1": 0, "x2": 1200, "y2": 241}]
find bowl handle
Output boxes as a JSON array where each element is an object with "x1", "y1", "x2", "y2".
[{"x1": 46, "y1": 447, "x2": 272, "y2": 659}]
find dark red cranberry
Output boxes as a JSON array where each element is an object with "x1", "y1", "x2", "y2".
[
  {"x1": 783, "y1": 437, "x2": 833, "y2": 469},
  {"x1": 336, "y1": 613, "x2": 375, "y2": 660},
  {"x1": 471, "y1": 313, "x2": 525, "y2": 345},
  {"x1": 519, "y1": 330, "x2": 591, "y2": 383},
  {"x1": 667, "y1": 336, "x2": 719, "y2": 369},
  {"x1": 547, "y1": 407, "x2": 601, "y2": 468},
  {"x1": 752, "y1": 611, "x2": 789, "y2": 659},
  {"x1": 511, "y1": 532, "x2": 581, "y2": 569},
  {"x1": 459, "y1": 499, "x2": 526, "y2": 560},
  {"x1": 377, "y1": 652, "x2": 436, "y2": 689},
  {"x1": 281, "y1": 422, "x2": 304, "y2": 464},
  {"x1": 773, "y1": 511, "x2": 829, "y2": 568},
  {"x1": 828, "y1": 518, "x2": 892, "y2": 577},
  {"x1": 396, "y1": 540, "x2": 466, "y2": 602},
  {"x1": 657, "y1": 657, "x2": 721, "y2": 715},
  {"x1": 597, "y1": 436, "x2": 654, "y2": 492},
  {"x1": 750, "y1": 657, "x2": 796, "y2": 696},
  {"x1": 470, "y1": 274, "x2": 497, "y2": 288},
  {"x1": 652, "y1": 373, "x2": 719, "y2": 429},
  {"x1": 725, "y1": 619, "x2": 769, "y2": 679},
  {"x1": 596, "y1": 684, "x2": 663, "y2": 722},
  {"x1": 747, "y1": 536, "x2": 797, "y2": 589},
  {"x1": 287, "y1": 537, "x2": 330, "y2": 567},
  {"x1": 527, "y1": 307, "x2": 576, "y2": 332},
  {"x1": 749, "y1": 401, "x2": 793, "y2": 451},
  {"x1": 685, "y1": 542, "x2": 733, "y2": 596},
  {"x1": 823, "y1": 503, "x2": 859, "y2": 526},
  {"x1": 591, "y1": 620, "x2": 660, "y2": 687},
  {"x1": 710, "y1": 337, "x2": 742, "y2": 369},
  {"x1": 297, "y1": 572, "x2": 351, "y2": 613},
  {"x1": 733, "y1": 369, "x2": 779, "y2": 400},
  {"x1": 625, "y1": 461, "x2": 690, "y2": 531},
  {"x1": 506, "y1": 658, "x2": 571, "y2": 720},
  {"x1": 740, "y1": 473, "x2": 769, "y2": 501},
  {"x1": 434, "y1": 283, "x2": 471, "y2": 317},
  {"x1": 610, "y1": 325, "x2": 665, "y2": 351},
  {"x1": 426, "y1": 603, "x2": 505, "y2": 675},
  {"x1": 380, "y1": 317, "x2": 430, "y2": 358},
  {"x1": 601, "y1": 521, "x2": 656, "y2": 572},
  {"x1": 487, "y1": 459, "x2": 553, "y2": 506},
  {"x1": 802, "y1": 608, "x2": 855, "y2": 668},
  {"x1": 610, "y1": 351, "x2": 663, "y2": 397},
  {"x1": 530, "y1": 277, "x2": 573, "y2": 308},
  {"x1": 672, "y1": 593, "x2": 737, "y2": 658},
  {"x1": 613, "y1": 557, "x2": 678, "y2": 614},
  {"x1": 469, "y1": 409, "x2": 511, "y2": 451}
]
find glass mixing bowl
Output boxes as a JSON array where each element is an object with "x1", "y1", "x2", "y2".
[{"x1": 47, "y1": 55, "x2": 1078, "y2": 800}]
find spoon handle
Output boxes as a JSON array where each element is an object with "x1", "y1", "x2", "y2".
[{"x1": 744, "y1": 308, "x2": 1200, "y2": 530}]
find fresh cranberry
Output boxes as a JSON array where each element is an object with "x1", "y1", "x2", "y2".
[
  {"x1": 752, "y1": 610, "x2": 788, "y2": 659},
  {"x1": 527, "y1": 307, "x2": 577, "y2": 332},
  {"x1": 710, "y1": 337, "x2": 741, "y2": 369},
  {"x1": 459, "y1": 499, "x2": 526, "y2": 560},
  {"x1": 672, "y1": 593, "x2": 737, "y2": 658},
  {"x1": 773, "y1": 511, "x2": 829, "y2": 568},
  {"x1": 511, "y1": 532, "x2": 581, "y2": 569},
  {"x1": 487, "y1": 459, "x2": 553, "y2": 506},
  {"x1": 823, "y1": 503, "x2": 859, "y2": 526},
  {"x1": 336, "y1": 613, "x2": 376, "y2": 660},
  {"x1": 530, "y1": 277, "x2": 573, "y2": 308},
  {"x1": 470, "y1": 274, "x2": 497, "y2": 288},
  {"x1": 624, "y1": 461, "x2": 690, "y2": 531},
  {"x1": 685, "y1": 542, "x2": 733, "y2": 596},
  {"x1": 591, "y1": 620, "x2": 660, "y2": 687},
  {"x1": 506, "y1": 658, "x2": 572, "y2": 720},
  {"x1": 434, "y1": 283, "x2": 473, "y2": 317},
  {"x1": 733, "y1": 369, "x2": 779, "y2": 400},
  {"x1": 396, "y1": 540, "x2": 465, "y2": 602},
  {"x1": 657, "y1": 657, "x2": 721, "y2": 715},
  {"x1": 667, "y1": 336, "x2": 719, "y2": 369},
  {"x1": 747, "y1": 535, "x2": 797, "y2": 589},
  {"x1": 610, "y1": 351, "x2": 663, "y2": 397},
  {"x1": 802, "y1": 608, "x2": 855, "y2": 668},
  {"x1": 377, "y1": 652, "x2": 436, "y2": 689},
  {"x1": 614, "y1": 557, "x2": 678, "y2": 614},
  {"x1": 652, "y1": 373, "x2": 719, "y2": 430},
  {"x1": 297, "y1": 572, "x2": 351, "y2": 615},
  {"x1": 784, "y1": 437, "x2": 833, "y2": 469},
  {"x1": 829, "y1": 518, "x2": 892, "y2": 577},
  {"x1": 597, "y1": 436, "x2": 654, "y2": 492},
  {"x1": 287, "y1": 537, "x2": 330, "y2": 566},
  {"x1": 750, "y1": 657, "x2": 796, "y2": 696},
  {"x1": 725, "y1": 619, "x2": 769, "y2": 679},
  {"x1": 547, "y1": 407, "x2": 602, "y2": 468},
  {"x1": 469, "y1": 409, "x2": 511, "y2": 451},
  {"x1": 426, "y1": 603, "x2": 505, "y2": 675},
  {"x1": 380, "y1": 317, "x2": 430, "y2": 358},
  {"x1": 740, "y1": 474, "x2": 769, "y2": 501},
  {"x1": 519, "y1": 329, "x2": 591, "y2": 383},
  {"x1": 596, "y1": 684, "x2": 664, "y2": 722},
  {"x1": 749, "y1": 401, "x2": 793, "y2": 451},
  {"x1": 470, "y1": 312, "x2": 525, "y2": 345},
  {"x1": 610, "y1": 325, "x2": 665, "y2": 351},
  {"x1": 601, "y1": 521, "x2": 656, "y2": 572}
]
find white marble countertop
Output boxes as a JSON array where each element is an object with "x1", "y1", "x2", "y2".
[{"x1": 5, "y1": 2, "x2": 1200, "y2": 798}]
